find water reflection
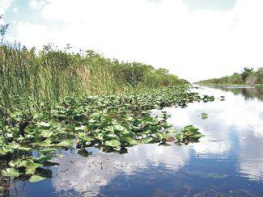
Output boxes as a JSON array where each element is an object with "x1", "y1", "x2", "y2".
[
  {"x1": 2, "y1": 87, "x2": 263, "y2": 196},
  {"x1": 215, "y1": 86, "x2": 263, "y2": 101},
  {"x1": 239, "y1": 132, "x2": 263, "y2": 181},
  {"x1": 51, "y1": 144, "x2": 190, "y2": 196},
  {"x1": 51, "y1": 87, "x2": 263, "y2": 196},
  {"x1": 168, "y1": 87, "x2": 263, "y2": 182},
  {"x1": 0, "y1": 161, "x2": 10, "y2": 197}
]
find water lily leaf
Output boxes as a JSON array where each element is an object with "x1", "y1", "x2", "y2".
[
  {"x1": 26, "y1": 163, "x2": 43, "y2": 175},
  {"x1": 161, "y1": 123, "x2": 171, "y2": 129},
  {"x1": 7, "y1": 142, "x2": 20, "y2": 149},
  {"x1": 113, "y1": 125, "x2": 126, "y2": 132},
  {"x1": 122, "y1": 137, "x2": 138, "y2": 146},
  {"x1": 16, "y1": 147, "x2": 31, "y2": 152},
  {"x1": 0, "y1": 147, "x2": 12, "y2": 155},
  {"x1": 201, "y1": 113, "x2": 208, "y2": 119},
  {"x1": 132, "y1": 126, "x2": 141, "y2": 132},
  {"x1": 182, "y1": 125, "x2": 199, "y2": 133},
  {"x1": 9, "y1": 159, "x2": 29, "y2": 168},
  {"x1": 140, "y1": 137, "x2": 153, "y2": 144},
  {"x1": 56, "y1": 139, "x2": 73, "y2": 148},
  {"x1": 40, "y1": 130, "x2": 54, "y2": 138},
  {"x1": 39, "y1": 148, "x2": 56, "y2": 154},
  {"x1": 105, "y1": 126, "x2": 114, "y2": 133},
  {"x1": 75, "y1": 125, "x2": 88, "y2": 131},
  {"x1": 29, "y1": 175, "x2": 46, "y2": 183},
  {"x1": 38, "y1": 122, "x2": 51, "y2": 128},
  {"x1": 191, "y1": 133, "x2": 204, "y2": 139},
  {"x1": 105, "y1": 139, "x2": 121, "y2": 147},
  {"x1": 154, "y1": 132, "x2": 164, "y2": 140},
  {"x1": 175, "y1": 133, "x2": 183, "y2": 141},
  {"x1": 80, "y1": 136, "x2": 94, "y2": 143},
  {"x1": 1, "y1": 168, "x2": 20, "y2": 177},
  {"x1": 184, "y1": 131, "x2": 193, "y2": 136},
  {"x1": 154, "y1": 132, "x2": 170, "y2": 141},
  {"x1": 34, "y1": 155, "x2": 52, "y2": 163},
  {"x1": 78, "y1": 132, "x2": 85, "y2": 138},
  {"x1": 105, "y1": 133, "x2": 119, "y2": 140},
  {"x1": 32, "y1": 139, "x2": 53, "y2": 147}
]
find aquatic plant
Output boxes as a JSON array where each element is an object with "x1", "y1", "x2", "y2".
[{"x1": 0, "y1": 86, "x2": 211, "y2": 182}]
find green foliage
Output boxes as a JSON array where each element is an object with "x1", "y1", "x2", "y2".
[
  {"x1": 29, "y1": 175, "x2": 46, "y2": 183},
  {"x1": 241, "y1": 67, "x2": 254, "y2": 81},
  {"x1": 0, "y1": 43, "x2": 188, "y2": 121},
  {"x1": 1, "y1": 168, "x2": 20, "y2": 177},
  {"x1": 0, "y1": 42, "x2": 208, "y2": 184},
  {"x1": 198, "y1": 67, "x2": 263, "y2": 85},
  {"x1": 0, "y1": 86, "x2": 211, "y2": 181}
]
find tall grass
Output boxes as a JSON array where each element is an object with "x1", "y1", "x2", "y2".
[{"x1": 0, "y1": 43, "x2": 188, "y2": 118}]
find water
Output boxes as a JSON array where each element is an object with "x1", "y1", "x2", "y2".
[{"x1": 3, "y1": 86, "x2": 263, "y2": 197}]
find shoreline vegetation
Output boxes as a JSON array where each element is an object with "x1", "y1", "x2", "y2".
[
  {"x1": 0, "y1": 43, "x2": 215, "y2": 183},
  {"x1": 197, "y1": 67, "x2": 263, "y2": 86},
  {"x1": 0, "y1": 43, "x2": 188, "y2": 114}
]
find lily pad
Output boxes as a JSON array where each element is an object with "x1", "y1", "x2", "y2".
[
  {"x1": 56, "y1": 139, "x2": 74, "y2": 148},
  {"x1": 1, "y1": 168, "x2": 20, "y2": 177},
  {"x1": 29, "y1": 175, "x2": 46, "y2": 183},
  {"x1": 105, "y1": 139, "x2": 121, "y2": 147},
  {"x1": 140, "y1": 137, "x2": 153, "y2": 144}
]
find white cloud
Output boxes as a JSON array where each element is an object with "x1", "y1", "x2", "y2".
[
  {"x1": 12, "y1": 7, "x2": 18, "y2": 13},
  {"x1": 29, "y1": 0, "x2": 46, "y2": 10},
  {"x1": 0, "y1": 0, "x2": 14, "y2": 14},
  {"x1": 52, "y1": 144, "x2": 190, "y2": 196},
  {"x1": 14, "y1": 0, "x2": 263, "y2": 81}
]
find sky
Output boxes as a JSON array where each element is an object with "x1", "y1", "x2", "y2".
[{"x1": 1, "y1": 0, "x2": 263, "y2": 82}]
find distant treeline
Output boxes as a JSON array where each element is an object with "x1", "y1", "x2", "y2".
[
  {"x1": 197, "y1": 67, "x2": 263, "y2": 85},
  {"x1": 0, "y1": 43, "x2": 188, "y2": 113}
]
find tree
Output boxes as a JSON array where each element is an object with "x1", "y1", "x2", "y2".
[
  {"x1": 155, "y1": 68, "x2": 169, "y2": 75},
  {"x1": 241, "y1": 67, "x2": 254, "y2": 81},
  {"x1": 257, "y1": 67, "x2": 263, "y2": 74},
  {"x1": 0, "y1": 15, "x2": 9, "y2": 45}
]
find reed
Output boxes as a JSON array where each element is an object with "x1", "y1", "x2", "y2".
[{"x1": 0, "y1": 43, "x2": 188, "y2": 118}]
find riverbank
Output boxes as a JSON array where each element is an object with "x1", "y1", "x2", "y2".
[
  {"x1": 197, "y1": 67, "x2": 263, "y2": 86},
  {"x1": 0, "y1": 43, "x2": 188, "y2": 120},
  {"x1": 195, "y1": 84, "x2": 263, "y2": 88}
]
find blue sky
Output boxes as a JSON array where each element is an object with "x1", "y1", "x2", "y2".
[{"x1": 1, "y1": 0, "x2": 263, "y2": 82}]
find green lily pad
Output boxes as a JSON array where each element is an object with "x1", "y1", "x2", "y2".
[
  {"x1": 140, "y1": 137, "x2": 153, "y2": 144},
  {"x1": 105, "y1": 139, "x2": 121, "y2": 147},
  {"x1": 56, "y1": 139, "x2": 74, "y2": 148},
  {"x1": 122, "y1": 137, "x2": 138, "y2": 146},
  {"x1": 1, "y1": 168, "x2": 20, "y2": 177},
  {"x1": 34, "y1": 155, "x2": 52, "y2": 163},
  {"x1": 40, "y1": 130, "x2": 54, "y2": 138},
  {"x1": 201, "y1": 113, "x2": 208, "y2": 119},
  {"x1": 39, "y1": 148, "x2": 56, "y2": 154},
  {"x1": 29, "y1": 175, "x2": 46, "y2": 183},
  {"x1": 0, "y1": 147, "x2": 12, "y2": 155},
  {"x1": 38, "y1": 122, "x2": 51, "y2": 128}
]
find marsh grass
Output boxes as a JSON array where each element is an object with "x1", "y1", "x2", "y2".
[{"x1": 0, "y1": 43, "x2": 187, "y2": 122}]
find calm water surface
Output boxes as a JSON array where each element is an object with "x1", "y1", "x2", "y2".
[{"x1": 3, "y1": 86, "x2": 263, "y2": 197}]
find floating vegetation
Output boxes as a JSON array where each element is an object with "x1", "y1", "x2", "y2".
[
  {"x1": 0, "y1": 86, "x2": 213, "y2": 181},
  {"x1": 220, "y1": 96, "x2": 225, "y2": 101},
  {"x1": 202, "y1": 95, "x2": 215, "y2": 102},
  {"x1": 201, "y1": 113, "x2": 208, "y2": 119}
]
